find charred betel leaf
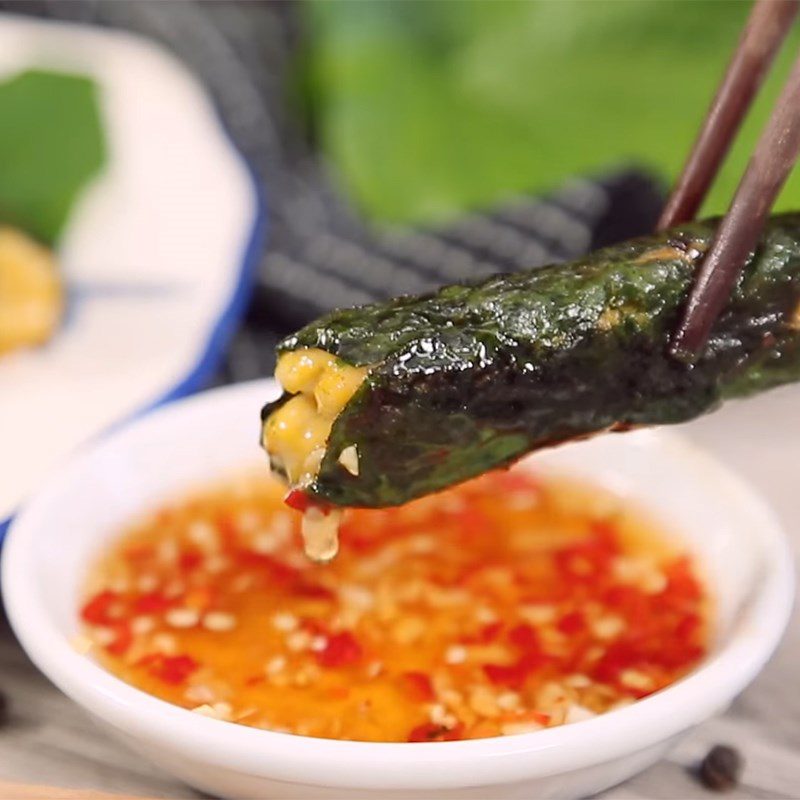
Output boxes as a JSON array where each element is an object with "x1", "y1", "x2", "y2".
[{"x1": 263, "y1": 214, "x2": 800, "y2": 508}]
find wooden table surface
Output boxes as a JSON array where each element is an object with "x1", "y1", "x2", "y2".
[{"x1": 0, "y1": 388, "x2": 798, "y2": 799}]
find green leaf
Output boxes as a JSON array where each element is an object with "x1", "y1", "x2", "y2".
[
  {"x1": 0, "y1": 69, "x2": 105, "y2": 243},
  {"x1": 304, "y1": 0, "x2": 800, "y2": 226}
]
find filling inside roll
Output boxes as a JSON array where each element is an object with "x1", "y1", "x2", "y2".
[{"x1": 262, "y1": 347, "x2": 367, "y2": 560}]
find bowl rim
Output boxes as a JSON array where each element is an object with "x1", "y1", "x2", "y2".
[{"x1": 2, "y1": 379, "x2": 795, "y2": 790}]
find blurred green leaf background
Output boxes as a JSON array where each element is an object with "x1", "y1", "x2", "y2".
[
  {"x1": 304, "y1": 0, "x2": 800, "y2": 225},
  {"x1": 0, "y1": 69, "x2": 105, "y2": 243}
]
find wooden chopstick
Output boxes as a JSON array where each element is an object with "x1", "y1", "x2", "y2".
[
  {"x1": 671, "y1": 46, "x2": 800, "y2": 360},
  {"x1": 658, "y1": 0, "x2": 799, "y2": 231}
]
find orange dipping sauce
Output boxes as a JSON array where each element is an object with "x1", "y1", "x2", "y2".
[{"x1": 80, "y1": 469, "x2": 708, "y2": 742}]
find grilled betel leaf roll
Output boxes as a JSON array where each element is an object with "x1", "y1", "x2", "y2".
[{"x1": 262, "y1": 213, "x2": 800, "y2": 508}]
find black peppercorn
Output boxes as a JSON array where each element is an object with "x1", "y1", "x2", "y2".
[{"x1": 698, "y1": 744, "x2": 743, "y2": 792}]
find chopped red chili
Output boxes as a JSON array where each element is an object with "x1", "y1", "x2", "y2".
[
  {"x1": 80, "y1": 590, "x2": 120, "y2": 626},
  {"x1": 292, "y1": 582, "x2": 335, "y2": 600},
  {"x1": 483, "y1": 651, "x2": 548, "y2": 689},
  {"x1": 401, "y1": 671, "x2": 436, "y2": 702},
  {"x1": 557, "y1": 611, "x2": 586, "y2": 635},
  {"x1": 105, "y1": 622, "x2": 132, "y2": 656},
  {"x1": 178, "y1": 550, "x2": 203, "y2": 571},
  {"x1": 139, "y1": 653, "x2": 198, "y2": 685},
  {"x1": 508, "y1": 623, "x2": 539, "y2": 651},
  {"x1": 284, "y1": 489, "x2": 314, "y2": 512},
  {"x1": 316, "y1": 631, "x2": 362, "y2": 669},
  {"x1": 407, "y1": 722, "x2": 464, "y2": 742},
  {"x1": 132, "y1": 592, "x2": 173, "y2": 615}
]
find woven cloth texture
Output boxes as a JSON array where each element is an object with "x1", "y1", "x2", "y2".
[{"x1": 3, "y1": 0, "x2": 664, "y2": 380}]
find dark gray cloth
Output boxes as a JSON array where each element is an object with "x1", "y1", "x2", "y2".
[{"x1": 3, "y1": 0, "x2": 664, "y2": 380}]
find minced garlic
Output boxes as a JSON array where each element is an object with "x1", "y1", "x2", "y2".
[{"x1": 337, "y1": 444, "x2": 359, "y2": 476}]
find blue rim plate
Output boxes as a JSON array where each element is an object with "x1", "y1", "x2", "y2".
[{"x1": 0, "y1": 15, "x2": 267, "y2": 544}]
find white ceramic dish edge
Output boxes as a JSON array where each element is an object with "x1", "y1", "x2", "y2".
[{"x1": 0, "y1": 14, "x2": 266, "y2": 531}]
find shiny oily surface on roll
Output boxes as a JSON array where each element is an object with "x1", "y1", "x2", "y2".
[
  {"x1": 266, "y1": 214, "x2": 800, "y2": 509},
  {"x1": 79, "y1": 468, "x2": 708, "y2": 743}
]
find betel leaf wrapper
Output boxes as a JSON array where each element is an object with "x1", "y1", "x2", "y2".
[{"x1": 264, "y1": 213, "x2": 800, "y2": 508}]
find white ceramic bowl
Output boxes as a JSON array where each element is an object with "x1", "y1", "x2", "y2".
[{"x1": 2, "y1": 380, "x2": 794, "y2": 800}]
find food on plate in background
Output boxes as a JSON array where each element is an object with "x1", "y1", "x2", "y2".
[
  {"x1": 0, "y1": 227, "x2": 61, "y2": 356},
  {"x1": 79, "y1": 467, "x2": 708, "y2": 743},
  {"x1": 261, "y1": 214, "x2": 800, "y2": 559},
  {"x1": 0, "y1": 69, "x2": 104, "y2": 359}
]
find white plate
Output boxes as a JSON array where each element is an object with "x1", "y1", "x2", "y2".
[{"x1": 0, "y1": 15, "x2": 265, "y2": 532}]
